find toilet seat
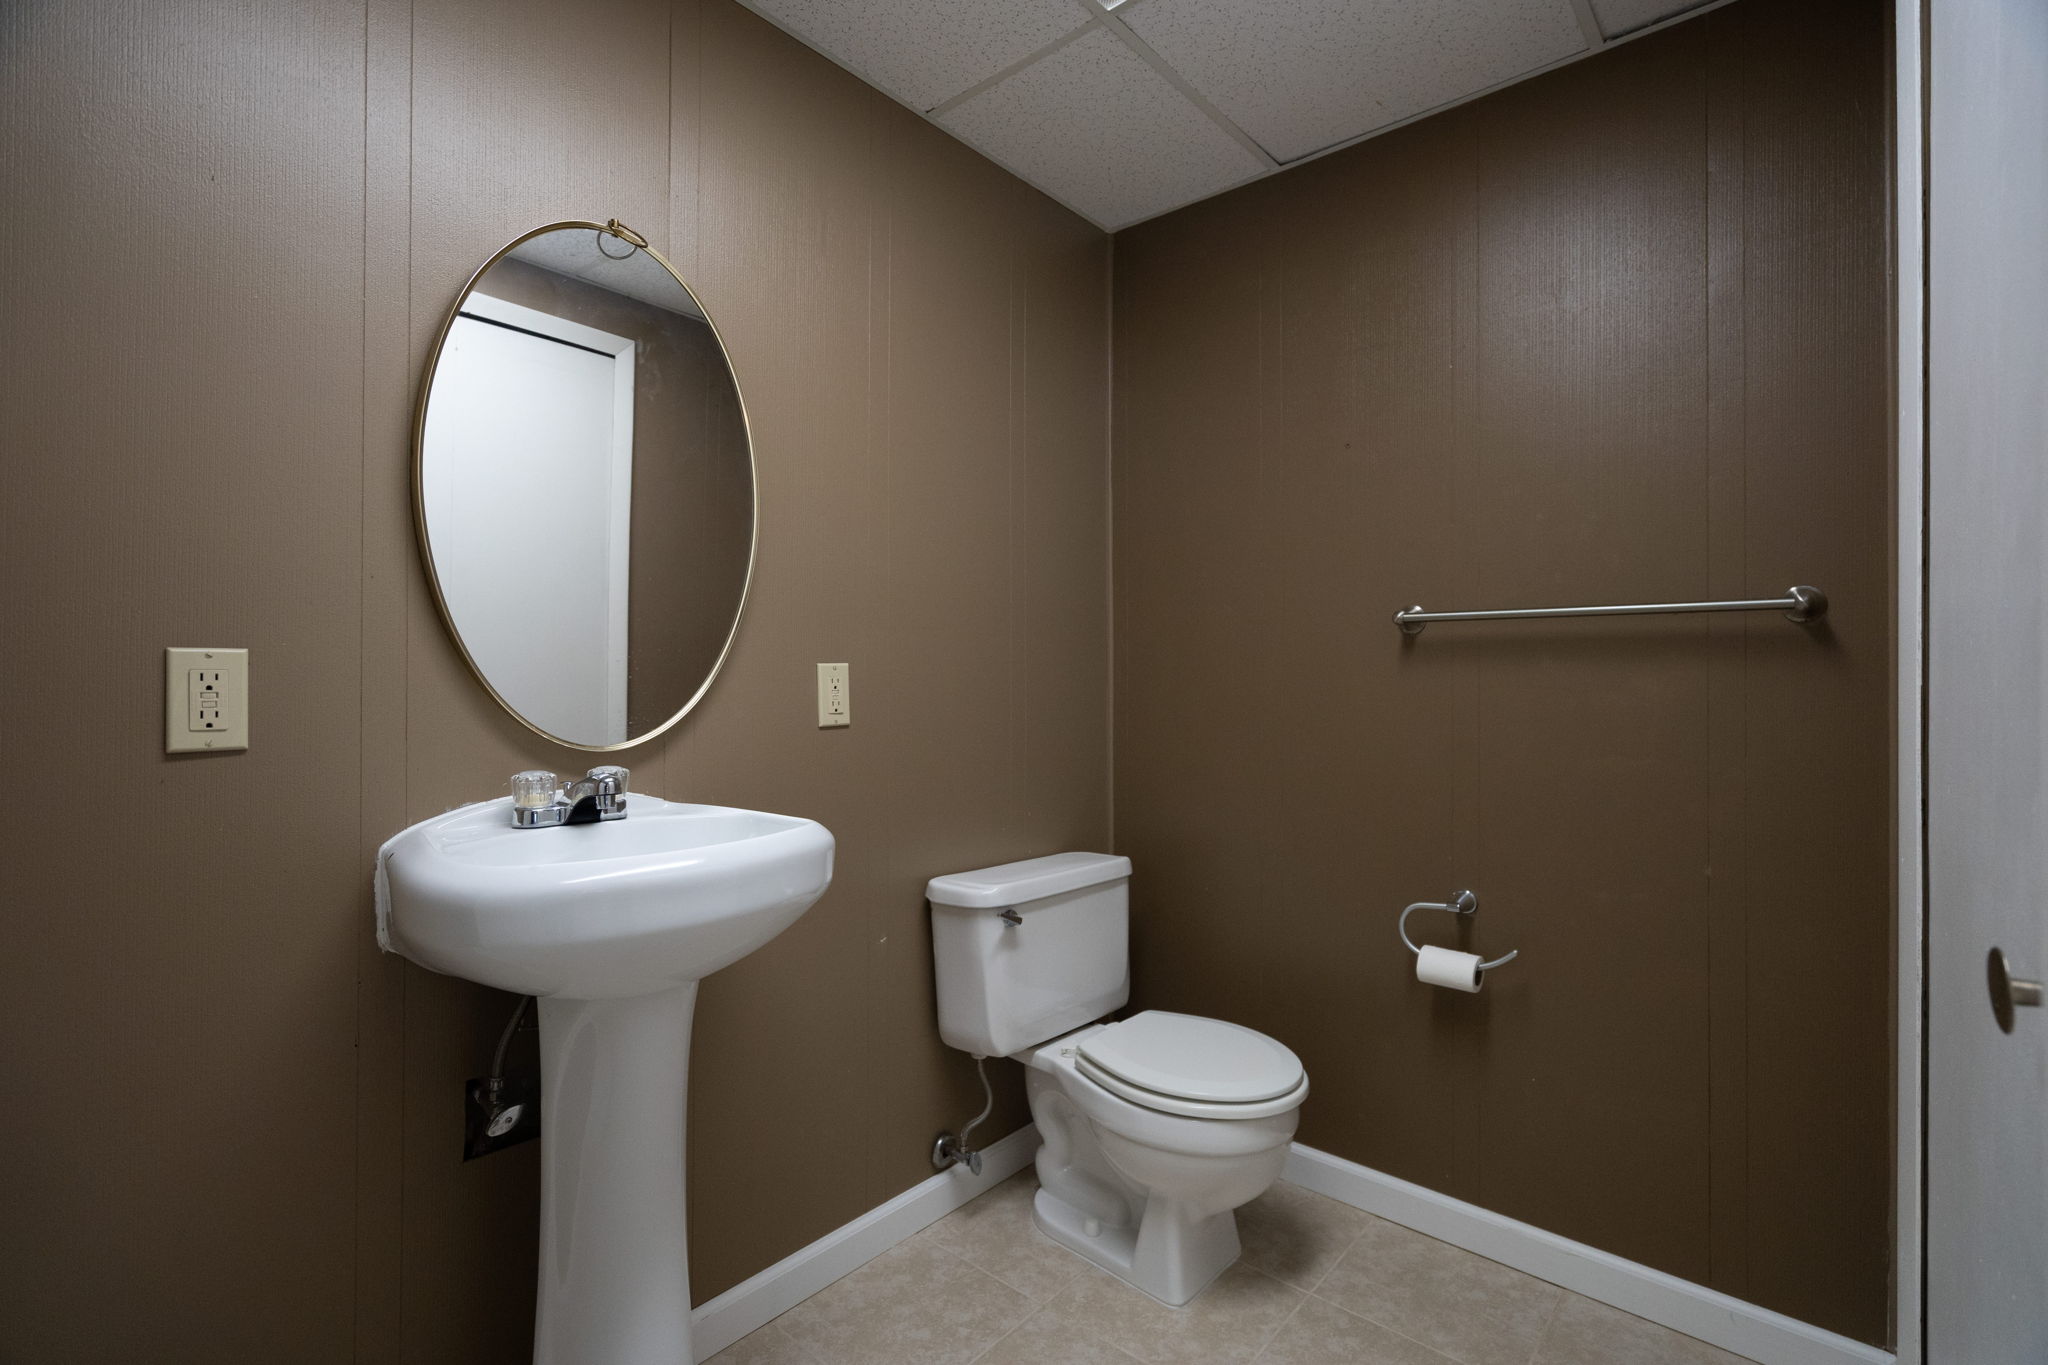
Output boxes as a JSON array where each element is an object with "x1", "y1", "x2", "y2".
[{"x1": 1074, "y1": 1011, "x2": 1307, "y2": 1120}]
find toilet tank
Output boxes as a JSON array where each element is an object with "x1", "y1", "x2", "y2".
[{"x1": 928, "y1": 852, "x2": 1132, "y2": 1057}]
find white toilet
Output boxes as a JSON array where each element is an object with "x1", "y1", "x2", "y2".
[{"x1": 929, "y1": 853, "x2": 1307, "y2": 1306}]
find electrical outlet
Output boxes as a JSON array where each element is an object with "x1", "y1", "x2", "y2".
[
  {"x1": 817, "y1": 662, "x2": 850, "y2": 728},
  {"x1": 165, "y1": 648, "x2": 248, "y2": 753},
  {"x1": 187, "y1": 669, "x2": 224, "y2": 730}
]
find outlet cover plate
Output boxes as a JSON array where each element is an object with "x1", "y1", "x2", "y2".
[
  {"x1": 817, "y1": 662, "x2": 850, "y2": 728},
  {"x1": 165, "y1": 647, "x2": 248, "y2": 753}
]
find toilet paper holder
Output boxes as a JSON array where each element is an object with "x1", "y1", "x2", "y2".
[{"x1": 1398, "y1": 890, "x2": 1519, "y2": 973}]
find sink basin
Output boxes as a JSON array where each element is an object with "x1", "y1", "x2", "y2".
[
  {"x1": 378, "y1": 792, "x2": 834, "y2": 1365},
  {"x1": 382, "y1": 796, "x2": 834, "y2": 999}
]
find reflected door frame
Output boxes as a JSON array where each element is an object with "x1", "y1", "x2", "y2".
[{"x1": 459, "y1": 291, "x2": 636, "y2": 737}]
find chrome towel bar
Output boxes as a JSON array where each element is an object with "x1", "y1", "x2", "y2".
[{"x1": 1393, "y1": 585, "x2": 1827, "y2": 635}]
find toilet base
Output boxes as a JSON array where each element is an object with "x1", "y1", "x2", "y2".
[
  {"x1": 1018, "y1": 1027, "x2": 1298, "y2": 1308},
  {"x1": 1033, "y1": 1186, "x2": 1240, "y2": 1307}
]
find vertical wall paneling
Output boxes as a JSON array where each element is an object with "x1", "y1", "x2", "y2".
[
  {"x1": 0, "y1": 1, "x2": 370, "y2": 1358},
  {"x1": 1112, "y1": 0, "x2": 1891, "y2": 1344},
  {"x1": 1728, "y1": 0, "x2": 1892, "y2": 1332},
  {"x1": 0, "y1": 0, "x2": 1110, "y2": 1358},
  {"x1": 399, "y1": 4, "x2": 677, "y2": 1354},
  {"x1": 0, "y1": 0, "x2": 1891, "y2": 1354},
  {"x1": 1466, "y1": 20, "x2": 1713, "y2": 1284},
  {"x1": 1443, "y1": 104, "x2": 1490, "y2": 1211},
  {"x1": 357, "y1": 0, "x2": 416, "y2": 1355},
  {"x1": 683, "y1": 0, "x2": 889, "y2": 1296},
  {"x1": 1701, "y1": 3, "x2": 1752, "y2": 1301}
]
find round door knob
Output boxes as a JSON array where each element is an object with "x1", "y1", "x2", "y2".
[{"x1": 1988, "y1": 947, "x2": 2044, "y2": 1034}]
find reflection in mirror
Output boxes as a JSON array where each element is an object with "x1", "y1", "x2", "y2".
[{"x1": 417, "y1": 222, "x2": 754, "y2": 749}]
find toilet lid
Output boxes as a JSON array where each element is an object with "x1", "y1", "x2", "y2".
[{"x1": 1076, "y1": 1011, "x2": 1304, "y2": 1105}]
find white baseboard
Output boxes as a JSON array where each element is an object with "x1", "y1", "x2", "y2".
[
  {"x1": 688, "y1": 1127, "x2": 1888, "y2": 1365},
  {"x1": 689, "y1": 1124, "x2": 1040, "y2": 1360},
  {"x1": 1283, "y1": 1144, "x2": 1894, "y2": 1365}
]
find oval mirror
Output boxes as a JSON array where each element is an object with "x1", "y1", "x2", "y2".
[{"x1": 415, "y1": 220, "x2": 755, "y2": 750}]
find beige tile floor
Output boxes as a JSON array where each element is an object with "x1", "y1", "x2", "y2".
[{"x1": 711, "y1": 1172, "x2": 1760, "y2": 1365}]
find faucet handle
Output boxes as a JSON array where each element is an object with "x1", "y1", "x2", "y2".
[
  {"x1": 511, "y1": 770, "x2": 560, "y2": 810},
  {"x1": 581, "y1": 765, "x2": 630, "y2": 821}
]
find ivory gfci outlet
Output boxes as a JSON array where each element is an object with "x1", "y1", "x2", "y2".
[
  {"x1": 166, "y1": 648, "x2": 248, "y2": 753},
  {"x1": 817, "y1": 662, "x2": 850, "y2": 728}
]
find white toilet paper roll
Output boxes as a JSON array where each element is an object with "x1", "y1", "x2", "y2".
[{"x1": 1416, "y1": 944, "x2": 1484, "y2": 993}]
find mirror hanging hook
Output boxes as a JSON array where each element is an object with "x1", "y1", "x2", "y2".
[{"x1": 598, "y1": 219, "x2": 649, "y2": 257}]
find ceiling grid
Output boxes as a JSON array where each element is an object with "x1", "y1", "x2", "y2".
[{"x1": 736, "y1": 0, "x2": 1724, "y2": 229}]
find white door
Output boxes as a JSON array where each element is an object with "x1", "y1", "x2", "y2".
[
  {"x1": 422, "y1": 299, "x2": 634, "y2": 743},
  {"x1": 1925, "y1": 1, "x2": 2048, "y2": 1359}
]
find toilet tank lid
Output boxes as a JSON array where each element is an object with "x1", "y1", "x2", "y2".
[{"x1": 927, "y1": 852, "x2": 1131, "y2": 909}]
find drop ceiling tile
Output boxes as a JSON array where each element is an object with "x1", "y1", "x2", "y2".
[
  {"x1": 1587, "y1": 0, "x2": 1713, "y2": 39},
  {"x1": 937, "y1": 27, "x2": 1268, "y2": 229},
  {"x1": 743, "y1": 0, "x2": 1086, "y2": 111},
  {"x1": 1120, "y1": 0, "x2": 1588, "y2": 163}
]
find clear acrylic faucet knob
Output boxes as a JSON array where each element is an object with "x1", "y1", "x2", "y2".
[{"x1": 511, "y1": 770, "x2": 560, "y2": 809}]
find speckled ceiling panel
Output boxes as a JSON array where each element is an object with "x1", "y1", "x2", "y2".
[
  {"x1": 1586, "y1": 0, "x2": 1713, "y2": 39},
  {"x1": 936, "y1": 26, "x2": 1268, "y2": 230},
  {"x1": 744, "y1": 0, "x2": 1087, "y2": 110},
  {"x1": 1120, "y1": 0, "x2": 1589, "y2": 163}
]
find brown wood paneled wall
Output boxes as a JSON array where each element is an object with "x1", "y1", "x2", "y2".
[
  {"x1": 1111, "y1": 0, "x2": 1892, "y2": 1346},
  {"x1": 0, "y1": 0, "x2": 1109, "y2": 1359}
]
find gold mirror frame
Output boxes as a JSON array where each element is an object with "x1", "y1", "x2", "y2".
[{"x1": 411, "y1": 218, "x2": 759, "y2": 752}]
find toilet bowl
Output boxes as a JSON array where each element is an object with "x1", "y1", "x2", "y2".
[
  {"x1": 1016, "y1": 1016, "x2": 1305, "y2": 1305},
  {"x1": 927, "y1": 853, "x2": 1308, "y2": 1306}
]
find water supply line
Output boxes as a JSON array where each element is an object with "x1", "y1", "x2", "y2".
[
  {"x1": 932, "y1": 1054, "x2": 993, "y2": 1176},
  {"x1": 477, "y1": 994, "x2": 532, "y2": 1116},
  {"x1": 491, "y1": 995, "x2": 531, "y2": 1079}
]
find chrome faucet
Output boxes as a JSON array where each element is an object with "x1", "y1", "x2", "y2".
[{"x1": 509, "y1": 766, "x2": 629, "y2": 828}]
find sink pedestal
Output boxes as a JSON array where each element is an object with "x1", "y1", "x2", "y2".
[
  {"x1": 535, "y1": 983, "x2": 699, "y2": 1365},
  {"x1": 378, "y1": 794, "x2": 835, "y2": 1365}
]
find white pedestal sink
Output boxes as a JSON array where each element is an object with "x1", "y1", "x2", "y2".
[{"x1": 378, "y1": 793, "x2": 834, "y2": 1365}]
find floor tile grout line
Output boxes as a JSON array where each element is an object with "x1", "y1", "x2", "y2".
[
  {"x1": 925, "y1": 1190, "x2": 1091, "y2": 1301},
  {"x1": 963, "y1": 1301, "x2": 1047, "y2": 1365},
  {"x1": 957, "y1": 1249, "x2": 1042, "y2": 1304},
  {"x1": 779, "y1": 1318, "x2": 831, "y2": 1365},
  {"x1": 1228, "y1": 1261, "x2": 1314, "y2": 1363},
  {"x1": 1300, "y1": 1281, "x2": 1487, "y2": 1365},
  {"x1": 1522, "y1": 1288, "x2": 1570, "y2": 1365},
  {"x1": 772, "y1": 1222, "x2": 1034, "y2": 1341},
  {"x1": 1233, "y1": 1180, "x2": 1365, "y2": 1294},
  {"x1": 776, "y1": 1247, "x2": 1038, "y2": 1364},
  {"x1": 1296, "y1": 1198, "x2": 1589, "y2": 1363},
  {"x1": 885, "y1": 1180, "x2": 1602, "y2": 1365},
  {"x1": 963, "y1": 1298, "x2": 1144, "y2": 1365},
  {"x1": 1248, "y1": 1284, "x2": 1313, "y2": 1364},
  {"x1": 987, "y1": 1256, "x2": 1086, "y2": 1304},
  {"x1": 1290, "y1": 1214, "x2": 1371, "y2": 1296},
  {"x1": 739, "y1": 1178, "x2": 1609, "y2": 1365}
]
